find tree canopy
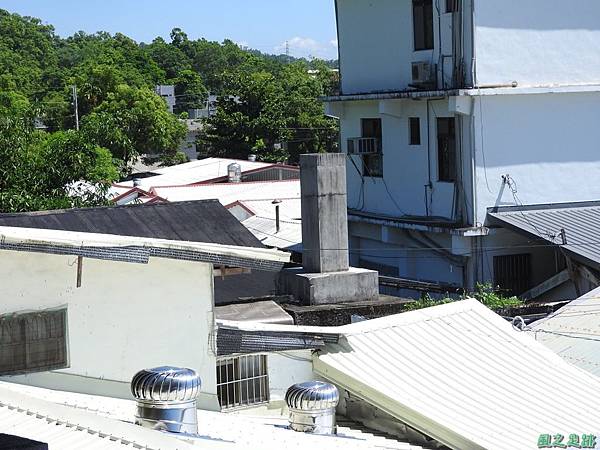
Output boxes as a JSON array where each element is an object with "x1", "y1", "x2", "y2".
[{"x1": 0, "y1": 8, "x2": 339, "y2": 212}]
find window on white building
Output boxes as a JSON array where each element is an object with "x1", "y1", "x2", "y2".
[
  {"x1": 493, "y1": 254, "x2": 532, "y2": 297},
  {"x1": 216, "y1": 354, "x2": 269, "y2": 410},
  {"x1": 446, "y1": 0, "x2": 460, "y2": 13},
  {"x1": 437, "y1": 117, "x2": 456, "y2": 182},
  {"x1": 409, "y1": 117, "x2": 421, "y2": 145},
  {"x1": 0, "y1": 308, "x2": 68, "y2": 375},
  {"x1": 361, "y1": 118, "x2": 383, "y2": 178},
  {"x1": 413, "y1": 0, "x2": 434, "y2": 51}
]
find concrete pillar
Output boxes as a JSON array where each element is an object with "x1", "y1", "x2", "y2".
[{"x1": 300, "y1": 153, "x2": 349, "y2": 273}]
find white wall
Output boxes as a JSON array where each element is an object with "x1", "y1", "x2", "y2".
[
  {"x1": 474, "y1": 0, "x2": 600, "y2": 87},
  {"x1": 472, "y1": 91, "x2": 600, "y2": 223},
  {"x1": 349, "y1": 221, "x2": 464, "y2": 288},
  {"x1": 337, "y1": 0, "x2": 437, "y2": 94},
  {"x1": 0, "y1": 251, "x2": 220, "y2": 410},
  {"x1": 341, "y1": 98, "x2": 460, "y2": 220}
]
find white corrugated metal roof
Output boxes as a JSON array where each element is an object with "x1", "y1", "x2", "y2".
[
  {"x1": 529, "y1": 286, "x2": 600, "y2": 376},
  {"x1": 119, "y1": 158, "x2": 272, "y2": 189},
  {"x1": 242, "y1": 215, "x2": 301, "y2": 250},
  {"x1": 314, "y1": 299, "x2": 600, "y2": 450},
  {"x1": 152, "y1": 180, "x2": 300, "y2": 205},
  {"x1": 0, "y1": 382, "x2": 425, "y2": 450},
  {"x1": 237, "y1": 198, "x2": 302, "y2": 250}
]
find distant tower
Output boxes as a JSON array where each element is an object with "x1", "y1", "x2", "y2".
[{"x1": 285, "y1": 40, "x2": 290, "y2": 63}]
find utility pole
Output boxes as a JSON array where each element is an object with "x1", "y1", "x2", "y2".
[{"x1": 72, "y1": 85, "x2": 79, "y2": 131}]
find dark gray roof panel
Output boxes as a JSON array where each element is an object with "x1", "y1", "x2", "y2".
[
  {"x1": 0, "y1": 200, "x2": 264, "y2": 248},
  {"x1": 487, "y1": 201, "x2": 600, "y2": 269}
]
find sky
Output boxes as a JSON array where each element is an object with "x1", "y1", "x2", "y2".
[{"x1": 2, "y1": 0, "x2": 339, "y2": 60}]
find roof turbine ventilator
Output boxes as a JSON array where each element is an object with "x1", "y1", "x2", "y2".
[
  {"x1": 131, "y1": 366, "x2": 200, "y2": 434},
  {"x1": 285, "y1": 381, "x2": 339, "y2": 435},
  {"x1": 227, "y1": 162, "x2": 242, "y2": 182}
]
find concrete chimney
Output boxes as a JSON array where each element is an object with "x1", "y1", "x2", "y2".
[
  {"x1": 278, "y1": 153, "x2": 378, "y2": 305},
  {"x1": 300, "y1": 153, "x2": 349, "y2": 273}
]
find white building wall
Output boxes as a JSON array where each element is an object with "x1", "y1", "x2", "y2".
[
  {"x1": 337, "y1": 0, "x2": 437, "y2": 94},
  {"x1": 342, "y1": 98, "x2": 460, "y2": 220},
  {"x1": 0, "y1": 251, "x2": 219, "y2": 410},
  {"x1": 474, "y1": 0, "x2": 600, "y2": 87},
  {"x1": 472, "y1": 91, "x2": 600, "y2": 223}
]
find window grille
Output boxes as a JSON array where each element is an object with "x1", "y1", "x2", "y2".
[
  {"x1": 0, "y1": 308, "x2": 68, "y2": 375},
  {"x1": 216, "y1": 354, "x2": 269, "y2": 410},
  {"x1": 493, "y1": 254, "x2": 532, "y2": 297}
]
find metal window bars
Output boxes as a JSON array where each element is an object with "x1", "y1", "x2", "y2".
[{"x1": 216, "y1": 354, "x2": 269, "y2": 410}]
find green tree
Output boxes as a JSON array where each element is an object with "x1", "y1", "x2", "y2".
[
  {"x1": 82, "y1": 85, "x2": 186, "y2": 171},
  {"x1": 0, "y1": 113, "x2": 118, "y2": 213},
  {"x1": 173, "y1": 69, "x2": 207, "y2": 114}
]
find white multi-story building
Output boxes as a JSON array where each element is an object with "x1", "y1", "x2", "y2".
[{"x1": 326, "y1": 0, "x2": 600, "y2": 300}]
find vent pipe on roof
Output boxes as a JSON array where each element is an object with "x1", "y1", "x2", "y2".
[
  {"x1": 247, "y1": 154, "x2": 257, "y2": 162},
  {"x1": 131, "y1": 366, "x2": 200, "y2": 434},
  {"x1": 285, "y1": 381, "x2": 339, "y2": 435},
  {"x1": 227, "y1": 162, "x2": 242, "y2": 182}
]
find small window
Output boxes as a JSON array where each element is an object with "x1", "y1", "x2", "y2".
[
  {"x1": 437, "y1": 117, "x2": 456, "y2": 182},
  {"x1": 361, "y1": 118, "x2": 383, "y2": 177},
  {"x1": 413, "y1": 0, "x2": 434, "y2": 51},
  {"x1": 217, "y1": 354, "x2": 269, "y2": 410},
  {"x1": 0, "y1": 308, "x2": 68, "y2": 375},
  {"x1": 493, "y1": 254, "x2": 532, "y2": 297},
  {"x1": 446, "y1": 0, "x2": 460, "y2": 13},
  {"x1": 409, "y1": 117, "x2": 421, "y2": 145}
]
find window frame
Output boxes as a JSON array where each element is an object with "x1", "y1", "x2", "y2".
[
  {"x1": 0, "y1": 307, "x2": 69, "y2": 376},
  {"x1": 409, "y1": 117, "x2": 421, "y2": 146},
  {"x1": 437, "y1": 117, "x2": 457, "y2": 183},
  {"x1": 216, "y1": 354, "x2": 269, "y2": 410},
  {"x1": 413, "y1": 0, "x2": 434, "y2": 51},
  {"x1": 361, "y1": 118, "x2": 383, "y2": 178}
]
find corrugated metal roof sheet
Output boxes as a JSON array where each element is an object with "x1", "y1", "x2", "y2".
[
  {"x1": 120, "y1": 158, "x2": 271, "y2": 188},
  {"x1": 0, "y1": 382, "x2": 426, "y2": 450},
  {"x1": 314, "y1": 299, "x2": 600, "y2": 450},
  {"x1": 240, "y1": 198, "x2": 302, "y2": 250},
  {"x1": 152, "y1": 180, "x2": 301, "y2": 205},
  {"x1": 487, "y1": 201, "x2": 600, "y2": 268},
  {"x1": 530, "y1": 286, "x2": 600, "y2": 376},
  {"x1": 0, "y1": 200, "x2": 265, "y2": 249}
]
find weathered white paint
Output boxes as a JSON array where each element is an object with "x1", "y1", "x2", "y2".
[
  {"x1": 0, "y1": 251, "x2": 220, "y2": 410},
  {"x1": 472, "y1": 91, "x2": 600, "y2": 223},
  {"x1": 474, "y1": 0, "x2": 600, "y2": 87}
]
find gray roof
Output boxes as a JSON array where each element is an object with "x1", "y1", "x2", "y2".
[
  {"x1": 487, "y1": 201, "x2": 600, "y2": 269},
  {"x1": 0, "y1": 200, "x2": 264, "y2": 248}
]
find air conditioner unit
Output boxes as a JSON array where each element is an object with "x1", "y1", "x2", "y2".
[
  {"x1": 411, "y1": 62, "x2": 436, "y2": 87},
  {"x1": 347, "y1": 137, "x2": 380, "y2": 155}
]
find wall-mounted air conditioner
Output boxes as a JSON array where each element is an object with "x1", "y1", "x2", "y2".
[
  {"x1": 411, "y1": 62, "x2": 436, "y2": 87},
  {"x1": 347, "y1": 137, "x2": 380, "y2": 155}
]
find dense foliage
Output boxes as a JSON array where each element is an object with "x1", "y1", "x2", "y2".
[
  {"x1": 0, "y1": 9, "x2": 338, "y2": 212},
  {"x1": 403, "y1": 284, "x2": 523, "y2": 312}
]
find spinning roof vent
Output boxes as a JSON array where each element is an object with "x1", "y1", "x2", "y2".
[
  {"x1": 285, "y1": 381, "x2": 339, "y2": 435},
  {"x1": 227, "y1": 162, "x2": 242, "y2": 183},
  {"x1": 131, "y1": 366, "x2": 200, "y2": 434}
]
